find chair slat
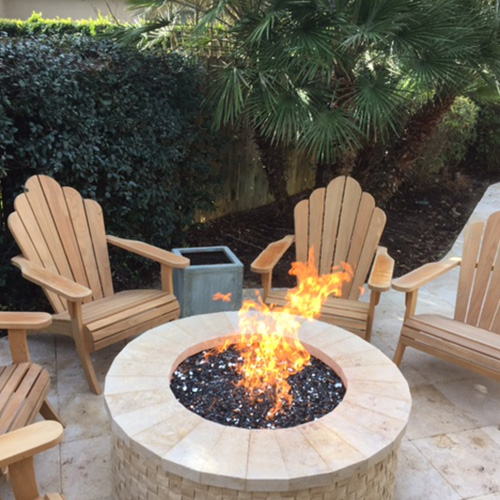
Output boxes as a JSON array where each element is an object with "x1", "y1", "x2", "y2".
[
  {"x1": 0, "y1": 364, "x2": 30, "y2": 415},
  {"x1": 343, "y1": 193, "x2": 376, "y2": 298},
  {"x1": 294, "y1": 199, "x2": 309, "y2": 263},
  {"x1": 86, "y1": 294, "x2": 175, "y2": 332},
  {"x1": 333, "y1": 177, "x2": 362, "y2": 268},
  {"x1": 466, "y1": 213, "x2": 500, "y2": 326},
  {"x1": 38, "y1": 176, "x2": 90, "y2": 291},
  {"x1": 84, "y1": 200, "x2": 114, "y2": 297},
  {"x1": 53, "y1": 290, "x2": 161, "y2": 325},
  {"x1": 488, "y1": 303, "x2": 500, "y2": 334},
  {"x1": 403, "y1": 333, "x2": 500, "y2": 375},
  {"x1": 90, "y1": 298, "x2": 179, "y2": 343},
  {"x1": 455, "y1": 221, "x2": 484, "y2": 323},
  {"x1": 406, "y1": 315, "x2": 500, "y2": 352},
  {"x1": 266, "y1": 289, "x2": 369, "y2": 334},
  {"x1": 12, "y1": 196, "x2": 59, "y2": 275},
  {"x1": 308, "y1": 188, "x2": 325, "y2": 269},
  {"x1": 10, "y1": 368, "x2": 49, "y2": 432},
  {"x1": 22, "y1": 177, "x2": 74, "y2": 281},
  {"x1": 319, "y1": 177, "x2": 345, "y2": 275},
  {"x1": 478, "y1": 245, "x2": 500, "y2": 331},
  {"x1": 63, "y1": 187, "x2": 104, "y2": 300},
  {"x1": 0, "y1": 364, "x2": 43, "y2": 434},
  {"x1": 348, "y1": 209, "x2": 386, "y2": 300},
  {"x1": 93, "y1": 309, "x2": 180, "y2": 351},
  {"x1": 8, "y1": 212, "x2": 65, "y2": 312}
]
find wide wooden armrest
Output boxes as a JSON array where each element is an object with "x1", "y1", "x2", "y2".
[
  {"x1": 0, "y1": 312, "x2": 52, "y2": 330},
  {"x1": 107, "y1": 235, "x2": 190, "y2": 268},
  {"x1": 368, "y1": 247, "x2": 394, "y2": 292},
  {"x1": 392, "y1": 256, "x2": 461, "y2": 292},
  {"x1": 0, "y1": 421, "x2": 64, "y2": 468},
  {"x1": 12, "y1": 256, "x2": 92, "y2": 301},
  {"x1": 251, "y1": 235, "x2": 295, "y2": 274}
]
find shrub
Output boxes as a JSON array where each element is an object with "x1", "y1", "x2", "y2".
[
  {"x1": 472, "y1": 102, "x2": 500, "y2": 175},
  {"x1": 410, "y1": 97, "x2": 479, "y2": 188},
  {"x1": 0, "y1": 34, "x2": 218, "y2": 309}
]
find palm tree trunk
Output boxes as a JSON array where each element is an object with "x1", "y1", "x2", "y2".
[
  {"x1": 254, "y1": 131, "x2": 291, "y2": 213},
  {"x1": 356, "y1": 95, "x2": 456, "y2": 204}
]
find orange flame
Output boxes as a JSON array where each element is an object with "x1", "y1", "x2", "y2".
[
  {"x1": 216, "y1": 248, "x2": 354, "y2": 419},
  {"x1": 213, "y1": 292, "x2": 232, "y2": 302}
]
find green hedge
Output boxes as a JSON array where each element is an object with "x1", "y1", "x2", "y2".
[
  {"x1": 0, "y1": 34, "x2": 218, "y2": 310},
  {"x1": 0, "y1": 12, "x2": 123, "y2": 36}
]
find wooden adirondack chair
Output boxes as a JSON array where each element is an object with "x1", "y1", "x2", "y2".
[
  {"x1": 0, "y1": 420, "x2": 65, "y2": 500},
  {"x1": 251, "y1": 176, "x2": 394, "y2": 340},
  {"x1": 0, "y1": 312, "x2": 62, "y2": 436},
  {"x1": 393, "y1": 211, "x2": 500, "y2": 379},
  {"x1": 8, "y1": 175, "x2": 189, "y2": 395}
]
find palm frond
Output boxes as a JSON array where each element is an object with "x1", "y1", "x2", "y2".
[
  {"x1": 299, "y1": 108, "x2": 361, "y2": 162},
  {"x1": 210, "y1": 64, "x2": 252, "y2": 127},
  {"x1": 352, "y1": 72, "x2": 406, "y2": 138},
  {"x1": 111, "y1": 17, "x2": 173, "y2": 46}
]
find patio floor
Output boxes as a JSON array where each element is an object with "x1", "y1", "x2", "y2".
[{"x1": 1, "y1": 184, "x2": 500, "y2": 500}]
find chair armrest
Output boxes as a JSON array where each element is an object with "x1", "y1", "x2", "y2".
[
  {"x1": 0, "y1": 312, "x2": 52, "y2": 331},
  {"x1": 392, "y1": 256, "x2": 461, "y2": 293},
  {"x1": 368, "y1": 247, "x2": 395, "y2": 292},
  {"x1": 251, "y1": 235, "x2": 294, "y2": 274},
  {"x1": 12, "y1": 256, "x2": 92, "y2": 301},
  {"x1": 0, "y1": 421, "x2": 64, "y2": 468},
  {"x1": 106, "y1": 235, "x2": 190, "y2": 268}
]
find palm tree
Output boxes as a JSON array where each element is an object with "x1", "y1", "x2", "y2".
[{"x1": 120, "y1": 0, "x2": 500, "y2": 208}]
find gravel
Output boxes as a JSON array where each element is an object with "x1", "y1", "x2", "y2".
[{"x1": 170, "y1": 345, "x2": 346, "y2": 429}]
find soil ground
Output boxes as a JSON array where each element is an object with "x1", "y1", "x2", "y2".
[{"x1": 184, "y1": 176, "x2": 496, "y2": 288}]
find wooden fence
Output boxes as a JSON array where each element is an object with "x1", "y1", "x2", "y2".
[{"x1": 198, "y1": 132, "x2": 315, "y2": 220}]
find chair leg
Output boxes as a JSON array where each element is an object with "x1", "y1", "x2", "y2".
[
  {"x1": 40, "y1": 399, "x2": 65, "y2": 427},
  {"x1": 68, "y1": 302, "x2": 102, "y2": 395},
  {"x1": 10, "y1": 456, "x2": 40, "y2": 500},
  {"x1": 76, "y1": 347, "x2": 102, "y2": 395},
  {"x1": 365, "y1": 291, "x2": 381, "y2": 343},
  {"x1": 393, "y1": 340, "x2": 406, "y2": 366}
]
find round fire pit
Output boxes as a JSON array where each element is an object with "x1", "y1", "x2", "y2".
[{"x1": 104, "y1": 312, "x2": 411, "y2": 500}]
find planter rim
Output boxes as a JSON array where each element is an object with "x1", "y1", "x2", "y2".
[{"x1": 172, "y1": 245, "x2": 243, "y2": 269}]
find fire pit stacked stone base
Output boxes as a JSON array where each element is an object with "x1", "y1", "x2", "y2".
[{"x1": 104, "y1": 312, "x2": 411, "y2": 500}]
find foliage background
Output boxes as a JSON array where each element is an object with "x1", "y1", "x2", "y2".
[{"x1": 0, "y1": 28, "x2": 218, "y2": 310}]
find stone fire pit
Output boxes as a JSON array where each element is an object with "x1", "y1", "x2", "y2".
[{"x1": 104, "y1": 312, "x2": 411, "y2": 500}]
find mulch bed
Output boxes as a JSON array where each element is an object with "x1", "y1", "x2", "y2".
[{"x1": 184, "y1": 176, "x2": 495, "y2": 288}]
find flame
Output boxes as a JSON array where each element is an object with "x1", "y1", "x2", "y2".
[
  {"x1": 214, "y1": 247, "x2": 354, "y2": 419},
  {"x1": 213, "y1": 292, "x2": 232, "y2": 302}
]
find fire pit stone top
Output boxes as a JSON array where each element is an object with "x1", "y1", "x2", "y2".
[{"x1": 104, "y1": 312, "x2": 411, "y2": 492}]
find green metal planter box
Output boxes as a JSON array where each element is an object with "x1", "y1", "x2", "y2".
[{"x1": 172, "y1": 246, "x2": 244, "y2": 317}]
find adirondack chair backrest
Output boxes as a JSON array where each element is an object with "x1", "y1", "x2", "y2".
[
  {"x1": 8, "y1": 175, "x2": 114, "y2": 314},
  {"x1": 455, "y1": 211, "x2": 500, "y2": 333},
  {"x1": 294, "y1": 176, "x2": 386, "y2": 300}
]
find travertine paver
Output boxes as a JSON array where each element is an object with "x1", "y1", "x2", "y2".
[{"x1": 1, "y1": 183, "x2": 500, "y2": 500}]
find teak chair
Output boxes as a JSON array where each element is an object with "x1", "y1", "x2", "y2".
[
  {"x1": 9, "y1": 175, "x2": 190, "y2": 395},
  {"x1": 393, "y1": 211, "x2": 500, "y2": 380},
  {"x1": 0, "y1": 420, "x2": 65, "y2": 500},
  {"x1": 251, "y1": 176, "x2": 394, "y2": 340},
  {"x1": 0, "y1": 312, "x2": 62, "y2": 436}
]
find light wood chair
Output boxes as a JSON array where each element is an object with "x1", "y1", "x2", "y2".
[
  {"x1": 8, "y1": 175, "x2": 190, "y2": 395},
  {"x1": 251, "y1": 176, "x2": 394, "y2": 341},
  {"x1": 0, "y1": 312, "x2": 62, "y2": 436},
  {"x1": 393, "y1": 211, "x2": 500, "y2": 379},
  {"x1": 0, "y1": 420, "x2": 65, "y2": 500}
]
